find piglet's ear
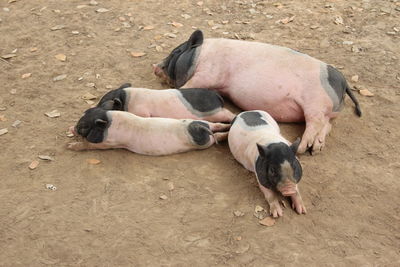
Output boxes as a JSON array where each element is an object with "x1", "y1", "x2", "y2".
[
  {"x1": 95, "y1": 118, "x2": 107, "y2": 128},
  {"x1": 112, "y1": 98, "x2": 123, "y2": 110},
  {"x1": 100, "y1": 100, "x2": 114, "y2": 110},
  {"x1": 256, "y1": 143, "x2": 267, "y2": 158},
  {"x1": 290, "y1": 137, "x2": 301, "y2": 154},
  {"x1": 188, "y1": 30, "x2": 203, "y2": 48}
]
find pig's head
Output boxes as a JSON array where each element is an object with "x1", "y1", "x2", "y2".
[
  {"x1": 97, "y1": 83, "x2": 131, "y2": 111},
  {"x1": 75, "y1": 107, "x2": 111, "y2": 143},
  {"x1": 153, "y1": 30, "x2": 204, "y2": 88},
  {"x1": 255, "y1": 138, "x2": 302, "y2": 196}
]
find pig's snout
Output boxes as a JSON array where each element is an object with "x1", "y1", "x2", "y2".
[
  {"x1": 152, "y1": 63, "x2": 164, "y2": 77},
  {"x1": 277, "y1": 180, "x2": 297, "y2": 196},
  {"x1": 68, "y1": 126, "x2": 77, "y2": 136}
]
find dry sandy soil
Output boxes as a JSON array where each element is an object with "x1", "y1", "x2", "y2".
[{"x1": 1, "y1": 0, "x2": 399, "y2": 266}]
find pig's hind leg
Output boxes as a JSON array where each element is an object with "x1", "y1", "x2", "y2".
[{"x1": 298, "y1": 109, "x2": 331, "y2": 154}]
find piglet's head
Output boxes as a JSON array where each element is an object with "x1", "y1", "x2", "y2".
[
  {"x1": 97, "y1": 83, "x2": 131, "y2": 111},
  {"x1": 153, "y1": 29, "x2": 204, "y2": 88},
  {"x1": 75, "y1": 107, "x2": 110, "y2": 143},
  {"x1": 255, "y1": 138, "x2": 302, "y2": 196}
]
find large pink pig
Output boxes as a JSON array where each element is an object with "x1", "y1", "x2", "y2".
[
  {"x1": 68, "y1": 105, "x2": 230, "y2": 155},
  {"x1": 228, "y1": 110, "x2": 306, "y2": 217},
  {"x1": 154, "y1": 30, "x2": 362, "y2": 154},
  {"x1": 97, "y1": 83, "x2": 234, "y2": 122}
]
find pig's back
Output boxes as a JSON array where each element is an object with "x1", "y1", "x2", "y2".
[
  {"x1": 197, "y1": 39, "x2": 326, "y2": 122},
  {"x1": 228, "y1": 111, "x2": 286, "y2": 172}
]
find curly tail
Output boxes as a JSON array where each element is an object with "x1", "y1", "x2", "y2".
[{"x1": 346, "y1": 86, "x2": 362, "y2": 117}]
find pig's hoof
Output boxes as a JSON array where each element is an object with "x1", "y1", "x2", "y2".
[
  {"x1": 269, "y1": 201, "x2": 283, "y2": 218},
  {"x1": 291, "y1": 196, "x2": 307, "y2": 215}
]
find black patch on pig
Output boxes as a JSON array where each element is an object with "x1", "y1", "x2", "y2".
[
  {"x1": 241, "y1": 111, "x2": 267, "y2": 127},
  {"x1": 178, "y1": 88, "x2": 224, "y2": 112},
  {"x1": 75, "y1": 107, "x2": 111, "y2": 143},
  {"x1": 187, "y1": 121, "x2": 211, "y2": 146},
  {"x1": 255, "y1": 142, "x2": 302, "y2": 190},
  {"x1": 97, "y1": 83, "x2": 131, "y2": 111},
  {"x1": 327, "y1": 65, "x2": 346, "y2": 102},
  {"x1": 162, "y1": 30, "x2": 204, "y2": 88}
]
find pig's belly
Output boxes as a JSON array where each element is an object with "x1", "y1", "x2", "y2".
[{"x1": 226, "y1": 87, "x2": 305, "y2": 122}]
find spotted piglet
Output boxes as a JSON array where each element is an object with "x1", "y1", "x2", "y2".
[
  {"x1": 228, "y1": 110, "x2": 306, "y2": 217},
  {"x1": 68, "y1": 106, "x2": 230, "y2": 156},
  {"x1": 97, "y1": 83, "x2": 235, "y2": 122}
]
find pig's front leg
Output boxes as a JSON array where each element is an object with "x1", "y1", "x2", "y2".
[
  {"x1": 290, "y1": 188, "x2": 307, "y2": 215},
  {"x1": 259, "y1": 184, "x2": 284, "y2": 218},
  {"x1": 67, "y1": 141, "x2": 112, "y2": 151}
]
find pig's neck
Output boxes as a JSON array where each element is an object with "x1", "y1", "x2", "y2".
[{"x1": 104, "y1": 111, "x2": 140, "y2": 147}]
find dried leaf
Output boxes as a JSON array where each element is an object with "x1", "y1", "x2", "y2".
[
  {"x1": 30, "y1": 47, "x2": 38, "y2": 52},
  {"x1": 159, "y1": 194, "x2": 168, "y2": 200},
  {"x1": 233, "y1": 210, "x2": 245, "y2": 217},
  {"x1": 29, "y1": 160, "x2": 39, "y2": 170},
  {"x1": 87, "y1": 158, "x2": 101, "y2": 165},
  {"x1": 254, "y1": 205, "x2": 264, "y2": 213},
  {"x1": 170, "y1": 21, "x2": 183, "y2": 28},
  {"x1": 278, "y1": 16, "x2": 294, "y2": 24},
  {"x1": 164, "y1": 33, "x2": 177, "y2": 38},
  {"x1": 167, "y1": 182, "x2": 174, "y2": 191},
  {"x1": 55, "y1": 54, "x2": 67, "y2": 61},
  {"x1": 12, "y1": 120, "x2": 21, "y2": 127},
  {"x1": 259, "y1": 216, "x2": 276, "y2": 226},
  {"x1": 96, "y1": 8, "x2": 109, "y2": 13},
  {"x1": 143, "y1": 25, "x2": 154, "y2": 30},
  {"x1": 85, "y1": 100, "x2": 95, "y2": 105},
  {"x1": 130, "y1": 52, "x2": 146, "y2": 57},
  {"x1": 1, "y1": 54, "x2": 16, "y2": 59},
  {"x1": 81, "y1": 92, "x2": 97, "y2": 100},
  {"x1": 51, "y1": 25, "x2": 65, "y2": 31},
  {"x1": 0, "y1": 128, "x2": 8, "y2": 136},
  {"x1": 38, "y1": 155, "x2": 54, "y2": 161},
  {"x1": 359, "y1": 89, "x2": 374, "y2": 97},
  {"x1": 181, "y1": 14, "x2": 191, "y2": 19},
  {"x1": 45, "y1": 110, "x2": 61, "y2": 118},
  {"x1": 53, "y1": 74, "x2": 67, "y2": 81},
  {"x1": 21, "y1": 73, "x2": 32, "y2": 79}
]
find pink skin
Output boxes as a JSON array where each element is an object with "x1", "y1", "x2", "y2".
[
  {"x1": 228, "y1": 111, "x2": 306, "y2": 217},
  {"x1": 126, "y1": 88, "x2": 235, "y2": 122},
  {"x1": 68, "y1": 111, "x2": 230, "y2": 156},
  {"x1": 155, "y1": 39, "x2": 339, "y2": 154}
]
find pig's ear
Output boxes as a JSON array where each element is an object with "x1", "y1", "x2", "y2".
[
  {"x1": 257, "y1": 143, "x2": 267, "y2": 158},
  {"x1": 87, "y1": 128, "x2": 104, "y2": 143},
  {"x1": 95, "y1": 118, "x2": 108, "y2": 128},
  {"x1": 100, "y1": 100, "x2": 114, "y2": 110},
  {"x1": 290, "y1": 137, "x2": 301, "y2": 154},
  {"x1": 112, "y1": 98, "x2": 123, "y2": 110},
  {"x1": 188, "y1": 30, "x2": 203, "y2": 48}
]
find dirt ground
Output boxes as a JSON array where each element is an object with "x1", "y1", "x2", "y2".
[{"x1": 1, "y1": 0, "x2": 399, "y2": 266}]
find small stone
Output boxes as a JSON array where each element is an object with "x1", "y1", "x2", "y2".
[
  {"x1": 359, "y1": 89, "x2": 374, "y2": 97},
  {"x1": 30, "y1": 47, "x2": 38, "y2": 52},
  {"x1": 106, "y1": 85, "x2": 113, "y2": 89},
  {"x1": 155, "y1": 45, "x2": 163, "y2": 52},
  {"x1": 254, "y1": 205, "x2": 264, "y2": 213},
  {"x1": 45, "y1": 184, "x2": 57, "y2": 190},
  {"x1": 89, "y1": 0, "x2": 98, "y2": 6},
  {"x1": 1, "y1": 54, "x2": 16, "y2": 59},
  {"x1": 85, "y1": 100, "x2": 95, "y2": 105},
  {"x1": 164, "y1": 33, "x2": 177, "y2": 38},
  {"x1": 55, "y1": 54, "x2": 67, "y2": 61},
  {"x1": 71, "y1": 31, "x2": 79, "y2": 35},
  {"x1": 310, "y1": 25, "x2": 319, "y2": 29},
  {"x1": 0, "y1": 128, "x2": 8, "y2": 136},
  {"x1": 167, "y1": 182, "x2": 174, "y2": 191},
  {"x1": 159, "y1": 194, "x2": 168, "y2": 200},
  {"x1": 76, "y1": 5, "x2": 87, "y2": 9},
  {"x1": 334, "y1": 16, "x2": 344, "y2": 25},
  {"x1": 3, "y1": 8, "x2": 10, "y2": 12},
  {"x1": 352, "y1": 45, "x2": 361, "y2": 53},
  {"x1": 351, "y1": 75, "x2": 359, "y2": 82},
  {"x1": 29, "y1": 160, "x2": 39, "y2": 170},
  {"x1": 12, "y1": 120, "x2": 21, "y2": 127},
  {"x1": 85, "y1": 82, "x2": 95, "y2": 88},
  {"x1": 143, "y1": 25, "x2": 154, "y2": 30},
  {"x1": 380, "y1": 7, "x2": 391, "y2": 14},
  {"x1": 130, "y1": 52, "x2": 146, "y2": 57},
  {"x1": 386, "y1": 31, "x2": 396, "y2": 35},
  {"x1": 10, "y1": 89, "x2": 17, "y2": 94},
  {"x1": 53, "y1": 74, "x2": 67, "y2": 81}
]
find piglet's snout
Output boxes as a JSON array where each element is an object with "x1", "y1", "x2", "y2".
[{"x1": 277, "y1": 180, "x2": 297, "y2": 196}]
